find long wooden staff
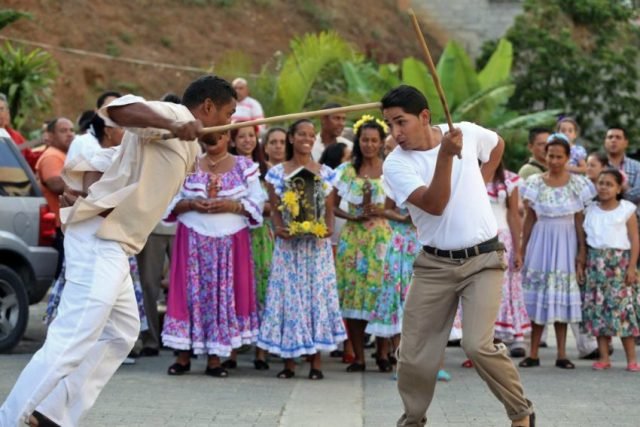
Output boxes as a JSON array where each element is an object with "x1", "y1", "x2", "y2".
[
  {"x1": 408, "y1": 9, "x2": 454, "y2": 132},
  {"x1": 163, "y1": 102, "x2": 381, "y2": 139}
]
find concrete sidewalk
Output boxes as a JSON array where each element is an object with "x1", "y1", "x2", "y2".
[{"x1": 1, "y1": 302, "x2": 638, "y2": 426}]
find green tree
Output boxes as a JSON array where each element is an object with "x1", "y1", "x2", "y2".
[
  {"x1": 503, "y1": 0, "x2": 640, "y2": 147},
  {"x1": 0, "y1": 9, "x2": 31, "y2": 31},
  {"x1": 0, "y1": 42, "x2": 58, "y2": 130}
]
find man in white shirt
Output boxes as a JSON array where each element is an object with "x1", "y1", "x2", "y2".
[
  {"x1": 382, "y1": 85, "x2": 534, "y2": 427},
  {"x1": 311, "y1": 103, "x2": 353, "y2": 161},
  {"x1": 231, "y1": 77, "x2": 265, "y2": 132}
]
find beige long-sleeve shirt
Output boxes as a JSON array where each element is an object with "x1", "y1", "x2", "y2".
[{"x1": 60, "y1": 95, "x2": 200, "y2": 255}]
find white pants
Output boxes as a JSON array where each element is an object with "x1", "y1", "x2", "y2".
[{"x1": 0, "y1": 217, "x2": 140, "y2": 426}]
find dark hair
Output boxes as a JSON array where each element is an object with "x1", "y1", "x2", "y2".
[
  {"x1": 545, "y1": 135, "x2": 571, "y2": 156},
  {"x1": 96, "y1": 91, "x2": 122, "y2": 109},
  {"x1": 321, "y1": 102, "x2": 342, "y2": 111},
  {"x1": 607, "y1": 125, "x2": 628, "y2": 140},
  {"x1": 492, "y1": 161, "x2": 506, "y2": 188},
  {"x1": 77, "y1": 110, "x2": 96, "y2": 133},
  {"x1": 161, "y1": 92, "x2": 182, "y2": 104},
  {"x1": 286, "y1": 119, "x2": 314, "y2": 160},
  {"x1": 182, "y1": 75, "x2": 236, "y2": 109},
  {"x1": 528, "y1": 127, "x2": 552, "y2": 144},
  {"x1": 587, "y1": 151, "x2": 609, "y2": 168},
  {"x1": 229, "y1": 124, "x2": 268, "y2": 180},
  {"x1": 352, "y1": 120, "x2": 386, "y2": 174},
  {"x1": 319, "y1": 142, "x2": 348, "y2": 169},
  {"x1": 261, "y1": 127, "x2": 287, "y2": 161},
  {"x1": 598, "y1": 168, "x2": 625, "y2": 200},
  {"x1": 380, "y1": 85, "x2": 430, "y2": 117},
  {"x1": 91, "y1": 114, "x2": 108, "y2": 145},
  {"x1": 46, "y1": 118, "x2": 59, "y2": 133},
  {"x1": 556, "y1": 117, "x2": 580, "y2": 134}
]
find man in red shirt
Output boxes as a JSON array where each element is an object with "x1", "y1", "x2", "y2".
[
  {"x1": 35, "y1": 117, "x2": 75, "y2": 277},
  {"x1": 0, "y1": 94, "x2": 39, "y2": 170}
]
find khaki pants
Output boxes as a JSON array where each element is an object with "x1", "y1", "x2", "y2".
[{"x1": 397, "y1": 250, "x2": 532, "y2": 427}]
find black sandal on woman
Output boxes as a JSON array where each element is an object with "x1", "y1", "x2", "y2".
[
  {"x1": 276, "y1": 368, "x2": 295, "y2": 379},
  {"x1": 376, "y1": 358, "x2": 393, "y2": 372},
  {"x1": 555, "y1": 359, "x2": 575, "y2": 369},
  {"x1": 518, "y1": 357, "x2": 540, "y2": 368},
  {"x1": 205, "y1": 366, "x2": 229, "y2": 377},
  {"x1": 253, "y1": 359, "x2": 270, "y2": 370},
  {"x1": 221, "y1": 359, "x2": 237, "y2": 369},
  {"x1": 308, "y1": 368, "x2": 324, "y2": 380},
  {"x1": 31, "y1": 411, "x2": 60, "y2": 427},
  {"x1": 167, "y1": 362, "x2": 191, "y2": 375},
  {"x1": 346, "y1": 362, "x2": 366, "y2": 372}
]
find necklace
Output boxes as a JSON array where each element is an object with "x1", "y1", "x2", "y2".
[{"x1": 205, "y1": 153, "x2": 229, "y2": 170}]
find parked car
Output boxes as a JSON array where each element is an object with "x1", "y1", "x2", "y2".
[{"x1": 0, "y1": 136, "x2": 58, "y2": 352}]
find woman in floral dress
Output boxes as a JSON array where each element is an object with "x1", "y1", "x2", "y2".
[
  {"x1": 365, "y1": 200, "x2": 419, "y2": 355},
  {"x1": 230, "y1": 123, "x2": 274, "y2": 370},
  {"x1": 488, "y1": 163, "x2": 530, "y2": 357},
  {"x1": 334, "y1": 116, "x2": 392, "y2": 372},
  {"x1": 519, "y1": 135, "x2": 595, "y2": 369},
  {"x1": 162, "y1": 131, "x2": 265, "y2": 377},
  {"x1": 257, "y1": 119, "x2": 346, "y2": 380}
]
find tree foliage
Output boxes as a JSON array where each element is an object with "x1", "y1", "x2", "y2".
[
  {"x1": 503, "y1": 0, "x2": 640, "y2": 147},
  {"x1": 0, "y1": 42, "x2": 58, "y2": 130},
  {"x1": 0, "y1": 9, "x2": 31, "y2": 31}
]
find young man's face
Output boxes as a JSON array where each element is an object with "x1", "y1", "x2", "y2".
[
  {"x1": 529, "y1": 132, "x2": 549, "y2": 162},
  {"x1": 321, "y1": 113, "x2": 346, "y2": 138},
  {"x1": 604, "y1": 129, "x2": 628, "y2": 156},
  {"x1": 197, "y1": 98, "x2": 236, "y2": 145},
  {"x1": 382, "y1": 107, "x2": 429, "y2": 151}
]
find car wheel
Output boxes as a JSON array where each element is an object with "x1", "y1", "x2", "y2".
[{"x1": 0, "y1": 265, "x2": 29, "y2": 353}]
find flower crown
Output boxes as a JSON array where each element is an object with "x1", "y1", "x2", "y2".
[{"x1": 353, "y1": 114, "x2": 389, "y2": 136}]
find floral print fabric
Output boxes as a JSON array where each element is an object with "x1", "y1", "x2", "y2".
[{"x1": 582, "y1": 248, "x2": 640, "y2": 337}]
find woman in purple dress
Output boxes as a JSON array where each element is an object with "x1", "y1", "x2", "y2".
[{"x1": 162, "y1": 132, "x2": 265, "y2": 377}]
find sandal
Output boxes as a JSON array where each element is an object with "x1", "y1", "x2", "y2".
[
  {"x1": 346, "y1": 362, "x2": 366, "y2": 372},
  {"x1": 592, "y1": 361, "x2": 611, "y2": 370},
  {"x1": 276, "y1": 368, "x2": 295, "y2": 379},
  {"x1": 31, "y1": 411, "x2": 60, "y2": 427},
  {"x1": 167, "y1": 362, "x2": 191, "y2": 375},
  {"x1": 518, "y1": 357, "x2": 540, "y2": 368},
  {"x1": 253, "y1": 359, "x2": 270, "y2": 370},
  {"x1": 308, "y1": 368, "x2": 324, "y2": 380},
  {"x1": 627, "y1": 362, "x2": 640, "y2": 372},
  {"x1": 512, "y1": 412, "x2": 535, "y2": 427},
  {"x1": 376, "y1": 358, "x2": 393, "y2": 372},
  {"x1": 204, "y1": 366, "x2": 229, "y2": 377},
  {"x1": 221, "y1": 359, "x2": 237, "y2": 369},
  {"x1": 555, "y1": 359, "x2": 575, "y2": 369},
  {"x1": 461, "y1": 359, "x2": 474, "y2": 368}
]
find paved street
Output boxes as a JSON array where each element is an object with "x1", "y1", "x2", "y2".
[{"x1": 1, "y1": 302, "x2": 639, "y2": 426}]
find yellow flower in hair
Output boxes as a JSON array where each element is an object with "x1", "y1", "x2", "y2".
[{"x1": 353, "y1": 114, "x2": 389, "y2": 136}]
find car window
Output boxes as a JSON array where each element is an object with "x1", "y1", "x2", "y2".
[{"x1": 0, "y1": 140, "x2": 35, "y2": 197}]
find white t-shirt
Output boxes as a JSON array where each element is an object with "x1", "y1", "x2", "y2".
[
  {"x1": 311, "y1": 135, "x2": 353, "y2": 162},
  {"x1": 66, "y1": 132, "x2": 101, "y2": 164},
  {"x1": 383, "y1": 121, "x2": 498, "y2": 250},
  {"x1": 231, "y1": 96, "x2": 265, "y2": 132},
  {"x1": 584, "y1": 200, "x2": 635, "y2": 250}
]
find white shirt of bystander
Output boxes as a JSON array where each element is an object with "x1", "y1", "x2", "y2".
[{"x1": 383, "y1": 121, "x2": 498, "y2": 250}]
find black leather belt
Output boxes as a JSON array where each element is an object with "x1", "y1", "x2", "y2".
[{"x1": 423, "y1": 236, "x2": 503, "y2": 260}]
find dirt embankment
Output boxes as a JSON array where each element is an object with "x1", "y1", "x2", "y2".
[{"x1": 2, "y1": 0, "x2": 441, "y2": 125}]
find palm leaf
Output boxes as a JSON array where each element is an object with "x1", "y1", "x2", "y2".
[
  {"x1": 401, "y1": 57, "x2": 444, "y2": 122},
  {"x1": 498, "y1": 109, "x2": 562, "y2": 130},
  {"x1": 276, "y1": 31, "x2": 357, "y2": 114},
  {"x1": 478, "y1": 38, "x2": 513, "y2": 89},
  {"x1": 452, "y1": 83, "x2": 515, "y2": 123},
  {"x1": 435, "y1": 40, "x2": 480, "y2": 110}
]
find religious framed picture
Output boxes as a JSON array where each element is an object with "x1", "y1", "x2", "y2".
[{"x1": 278, "y1": 167, "x2": 328, "y2": 238}]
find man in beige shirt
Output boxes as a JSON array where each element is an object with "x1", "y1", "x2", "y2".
[{"x1": 0, "y1": 75, "x2": 237, "y2": 427}]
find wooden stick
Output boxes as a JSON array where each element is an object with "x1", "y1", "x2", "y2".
[
  {"x1": 408, "y1": 9, "x2": 454, "y2": 132},
  {"x1": 162, "y1": 102, "x2": 382, "y2": 139}
]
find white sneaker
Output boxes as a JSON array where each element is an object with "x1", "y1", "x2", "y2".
[{"x1": 122, "y1": 357, "x2": 137, "y2": 365}]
